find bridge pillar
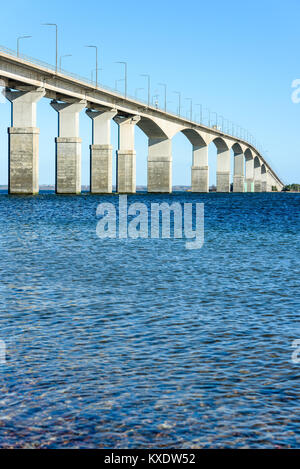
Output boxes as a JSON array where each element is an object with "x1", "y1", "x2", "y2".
[
  {"x1": 114, "y1": 116, "x2": 140, "y2": 193},
  {"x1": 254, "y1": 158, "x2": 262, "y2": 192},
  {"x1": 191, "y1": 145, "x2": 208, "y2": 192},
  {"x1": 51, "y1": 100, "x2": 86, "y2": 194},
  {"x1": 233, "y1": 152, "x2": 245, "y2": 192},
  {"x1": 148, "y1": 138, "x2": 172, "y2": 193},
  {"x1": 245, "y1": 155, "x2": 254, "y2": 192},
  {"x1": 266, "y1": 171, "x2": 273, "y2": 192},
  {"x1": 6, "y1": 87, "x2": 45, "y2": 194},
  {"x1": 217, "y1": 148, "x2": 230, "y2": 192},
  {"x1": 86, "y1": 109, "x2": 117, "y2": 193},
  {"x1": 254, "y1": 181, "x2": 262, "y2": 192},
  {"x1": 261, "y1": 166, "x2": 267, "y2": 192}
]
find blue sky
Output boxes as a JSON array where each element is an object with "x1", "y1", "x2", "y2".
[{"x1": 0, "y1": 0, "x2": 299, "y2": 186}]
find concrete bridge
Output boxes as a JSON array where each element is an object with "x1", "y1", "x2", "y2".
[{"x1": 0, "y1": 46, "x2": 284, "y2": 194}]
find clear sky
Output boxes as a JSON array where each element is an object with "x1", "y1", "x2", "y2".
[{"x1": 0, "y1": 0, "x2": 299, "y2": 187}]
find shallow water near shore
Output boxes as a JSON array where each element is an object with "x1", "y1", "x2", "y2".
[{"x1": 0, "y1": 192, "x2": 299, "y2": 448}]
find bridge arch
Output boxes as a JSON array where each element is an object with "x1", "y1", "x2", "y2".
[
  {"x1": 168, "y1": 127, "x2": 208, "y2": 191},
  {"x1": 136, "y1": 116, "x2": 168, "y2": 139},
  {"x1": 231, "y1": 142, "x2": 243, "y2": 155},
  {"x1": 245, "y1": 148, "x2": 253, "y2": 160},
  {"x1": 144, "y1": 123, "x2": 209, "y2": 192},
  {"x1": 136, "y1": 115, "x2": 173, "y2": 192},
  {"x1": 172, "y1": 132, "x2": 233, "y2": 192},
  {"x1": 181, "y1": 128, "x2": 207, "y2": 147},
  {"x1": 128, "y1": 115, "x2": 170, "y2": 191},
  {"x1": 179, "y1": 128, "x2": 208, "y2": 192},
  {"x1": 210, "y1": 137, "x2": 231, "y2": 192}
]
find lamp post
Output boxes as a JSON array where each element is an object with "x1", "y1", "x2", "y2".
[
  {"x1": 141, "y1": 74, "x2": 150, "y2": 106},
  {"x1": 116, "y1": 62, "x2": 127, "y2": 98},
  {"x1": 42, "y1": 23, "x2": 58, "y2": 72},
  {"x1": 91, "y1": 68, "x2": 102, "y2": 84},
  {"x1": 17, "y1": 35, "x2": 32, "y2": 57},
  {"x1": 85, "y1": 45, "x2": 98, "y2": 88},
  {"x1": 158, "y1": 83, "x2": 167, "y2": 112},
  {"x1": 185, "y1": 98, "x2": 192, "y2": 121},
  {"x1": 59, "y1": 54, "x2": 72, "y2": 71},
  {"x1": 174, "y1": 91, "x2": 181, "y2": 116}
]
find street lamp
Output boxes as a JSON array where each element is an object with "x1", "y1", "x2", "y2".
[
  {"x1": 86, "y1": 45, "x2": 98, "y2": 88},
  {"x1": 141, "y1": 74, "x2": 150, "y2": 106},
  {"x1": 116, "y1": 62, "x2": 127, "y2": 98},
  {"x1": 42, "y1": 23, "x2": 58, "y2": 72},
  {"x1": 17, "y1": 35, "x2": 32, "y2": 57},
  {"x1": 59, "y1": 54, "x2": 72, "y2": 71},
  {"x1": 174, "y1": 91, "x2": 181, "y2": 116},
  {"x1": 158, "y1": 83, "x2": 167, "y2": 112}
]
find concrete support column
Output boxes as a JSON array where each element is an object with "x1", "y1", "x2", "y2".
[
  {"x1": 114, "y1": 116, "x2": 140, "y2": 193},
  {"x1": 261, "y1": 168, "x2": 267, "y2": 192},
  {"x1": 148, "y1": 137, "x2": 172, "y2": 193},
  {"x1": 51, "y1": 100, "x2": 86, "y2": 194},
  {"x1": 265, "y1": 172, "x2": 270, "y2": 192},
  {"x1": 86, "y1": 109, "x2": 117, "y2": 193},
  {"x1": 266, "y1": 171, "x2": 273, "y2": 192},
  {"x1": 233, "y1": 152, "x2": 245, "y2": 192},
  {"x1": 245, "y1": 156, "x2": 254, "y2": 192},
  {"x1": 254, "y1": 159, "x2": 262, "y2": 192},
  {"x1": 217, "y1": 148, "x2": 230, "y2": 192},
  {"x1": 254, "y1": 181, "x2": 262, "y2": 192},
  {"x1": 191, "y1": 145, "x2": 209, "y2": 192},
  {"x1": 6, "y1": 87, "x2": 45, "y2": 194}
]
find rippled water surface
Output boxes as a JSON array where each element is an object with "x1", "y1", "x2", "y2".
[{"x1": 0, "y1": 192, "x2": 299, "y2": 448}]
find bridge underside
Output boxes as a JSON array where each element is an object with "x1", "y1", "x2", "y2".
[{"x1": 0, "y1": 52, "x2": 283, "y2": 194}]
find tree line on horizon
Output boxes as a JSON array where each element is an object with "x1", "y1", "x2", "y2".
[{"x1": 283, "y1": 184, "x2": 300, "y2": 192}]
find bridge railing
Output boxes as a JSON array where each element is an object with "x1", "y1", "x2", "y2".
[{"x1": 0, "y1": 45, "x2": 249, "y2": 136}]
